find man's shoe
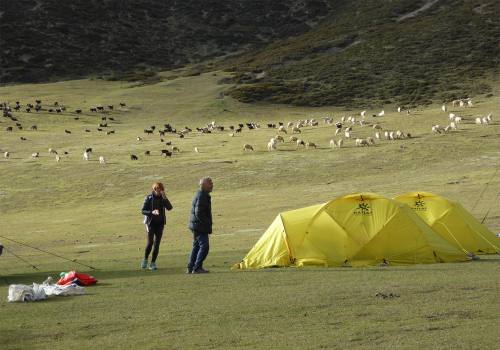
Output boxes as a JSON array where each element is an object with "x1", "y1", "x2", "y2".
[
  {"x1": 140, "y1": 259, "x2": 148, "y2": 269},
  {"x1": 192, "y1": 267, "x2": 209, "y2": 274},
  {"x1": 149, "y1": 262, "x2": 157, "y2": 271}
]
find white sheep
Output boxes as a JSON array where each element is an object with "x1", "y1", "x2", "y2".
[
  {"x1": 329, "y1": 139, "x2": 336, "y2": 148},
  {"x1": 481, "y1": 117, "x2": 489, "y2": 124},
  {"x1": 384, "y1": 131, "x2": 390, "y2": 139},
  {"x1": 287, "y1": 121, "x2": 294, "y2": 128},
  {"x1": 366, "y1": 137, "x2": 375, "y2": 145},
  {"x1": 243, "y1": 144, "x2": 254, "y2": 151},
  {"x1": 442, "y1": 104, "x2": 447, "y2": 112},
  {"x1": 4, "y1": 151, "x2": 10, "y2": 159},
  {"x1": 475, "y1": 118, "x2": 482, "y2": 125},
  {"x1": 99, "y1": 156, "x2": 106, "y2": 164},
  {"x1": 83, "y1": 151, "x2": 90, "y2": 161},
  {"x1": 344, "y1": 130, "x2": 351, "y2": 139},
  {"x1": 296, "y1": 139, "x2": 305, "y2": 148},
  {"x1": 378, "y1": 110, "x2": 385, "y2": 117},
  {"x1": 172, "y1": 146, "x2": 180, "y2": 153},
  {"x1": 194, "y1": 147, "x2": 200, "y2": 153},
  {"x1": 389, "y1": 131, "x2": 395, "y2": 140},
  {"x1": 360, "y1": 110, "x2": 366, "y2": 117},
  {"x1": 486, "y1": 113, "x2": 492, "y2": 122},
  {"x1": 341, "y1": 116, "x2": 346, "y2": 122},
  {"x1": 278, "y1": 125, "x2": 287, "y2": 134},
  {"x1": 31, "y1": 152, "x2": 39, "y2": 158},
  {"x1": 467, "y1": 99, "x2": 473, "y2": 107},
  {"x1": 229, "y1": 133, "x2": 234, "y2": 137},
  {"x1": 267, "y1": 139, "x2": 277, "y2": 151},
  {"x1": 397, "y1": 107, "x2": 402, "y2": 113},
  {"x1": 448, "y1": 113, "x2": 456, "y2": 121},
  {"x1": 137, "y1": 136, "x2": 143, "y2": 141},
  {"x1": 375, "y1": 131, "x2": 381, "y2": 140},
  {"x1": 450, "y1": 122, "x2": 457, "y2": 130},
  {"x1": 48, "y1": 148, "x2": 57, "y2": 155},
  {"x1": 292, "y1": 126, "x2": 301, "y2": 134},
  {"x1": 55, "y1": 155, "x2": 61, "y2": 162},
  {"x1": 432, "y1": 125, "x2": 443, "y2": 133}
]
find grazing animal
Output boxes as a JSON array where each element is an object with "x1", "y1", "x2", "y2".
[
  {"x1": 130, "y1": 154, "x2": 138, "y2": 160},
  {"x1": 75, "y1": 109, "x2": 82, "y2": 114},
  {"x1": 120, "y1": 102, "x2": 126, "y2": 107},
  {"x1": 278, "y1": 125, "x2": 287, "y2": 134},
  {"x1": 267, "y1": 138, "x2": 277, "y2": 151},
  {"x1": 289, "y1": 136, "x2": 298, "y2": 143},
  {"x1": 6, "y1": 126, "x2": 13, "y2": 132},
  {"x1": 378, "y1": 110, "x2": 385, "y2": 117},
  {"x1": 20, "y1": 137, "x2": 27, "y2": 141},
  {"x1": 4, "y1": 151, "x2": 9, "y2": 158},
  {"x1": 144, "y1": 150, "x2": 150, "y2": 156},
  {"x1": 194, "y1": 147, "x2": 200, "y2": 153},
  {"x1": 31, "y1": 152, "x2": 39, "y2": 158},
  {"x1": 49, "y1": 148, "x2": 57, "y2": 155},
  {"x1": 161, "y1": 150, "x2": 172, "y2": 157},
  {"x1": 137, "y1": 136, "x2": 143, "y2": 141},
  {"x1": 475, "y1": 118, "x2": 482, "y2": 125},
  {"x1": 172, "y1": 146, "x2": 180, "y2": 153},
  {"x1": 305, "y1": 142, "x2": 317, "y2": 149},
  {"x1": 373, "y1": 124, "x2": 382, "y2": 130},
  {"x1": 64, "y1": 129, "x2": 71, "y2": 134},
  {"x1": 83, "y1": 151, "x2": 90, "y2": 161},
  {"x1": 243, "y1": 144, "x2": 254, "y2": 151},
  {"x1": 296, "y1": 139, "x2": 305, "y2": 148},
  {"x1": 99, "y1": 156, "x2": 106, "y2": 164},
  {"x1": 55, "y1": 155, "x2": 61, "y2": 162},
  {"x1": 106, "y1": 130, "x2": 115, "y2": 135},
  {"x1": 442, "y1": 104, "x2": 447, "y2": 112},
  {"x1": 292, "y1": 126, "x2": 301, "y2": 134}
]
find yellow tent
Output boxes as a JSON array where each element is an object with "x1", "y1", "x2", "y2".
[
  {"x1": 394, "y1": 192, "x2": 500, "y2": 255},
  {"x1": 235, "y1": 193, "x2": 469, "y2": 269}
]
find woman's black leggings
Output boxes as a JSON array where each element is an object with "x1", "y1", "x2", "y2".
[{"x1": 144, "y1": 225, "x2": 164, "y2": 262}]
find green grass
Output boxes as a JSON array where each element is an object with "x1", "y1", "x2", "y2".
[{"x1": 0, "y1": 71, "x2": 499, "y2": 349}]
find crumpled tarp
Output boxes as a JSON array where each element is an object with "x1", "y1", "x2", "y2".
[{"x1": 7, "y1": 277, "x2": 86, "y2": 302}]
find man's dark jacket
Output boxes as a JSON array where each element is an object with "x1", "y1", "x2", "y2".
[
  {"x1": 141, "y1": 193, "x2": 173, "y2": 227},
  {"x1": 189, "y1": 190, "x2": 212, "y2": 234}
]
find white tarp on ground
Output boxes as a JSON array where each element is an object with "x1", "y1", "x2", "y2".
[{"x1": 7, "y1": 279, "x2": 85, "y2": 302}]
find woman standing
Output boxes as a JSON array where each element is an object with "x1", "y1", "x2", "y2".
[{"x1": 141, "y1": 182, "x2": 173, "y2": 270}]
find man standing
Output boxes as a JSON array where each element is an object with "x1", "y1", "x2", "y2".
[{"x1": 187, "y1": 177, "x2": 213, "y2": 274}]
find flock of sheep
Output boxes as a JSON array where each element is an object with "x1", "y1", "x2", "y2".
[{"x1": 0, "y1": 97, "x2": 495, "y2": 164}]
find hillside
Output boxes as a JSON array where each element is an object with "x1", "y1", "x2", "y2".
[
  {"x1": 223, "y1": 0, "x2": 500, "y2": 106},
  {"x1": 1, "y1": 0, "x2": 499, "y2": 106},
  {"x1": 0, "y1": 0, "x2": 330, "y2": 83}
]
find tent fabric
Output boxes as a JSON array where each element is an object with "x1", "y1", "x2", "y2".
[
  {"x1": 57, "y1": 271, "x2": 97, "y2": 286},
  {"x1": 235, "y1": 193, "x2": 469, "y2": 269},
  {"x1": 394, "y1": 192, "x2": 500, "y2": 255}
]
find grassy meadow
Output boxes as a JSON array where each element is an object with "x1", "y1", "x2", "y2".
[{"x1": 0, "y1": 71, "x2": 499, "y2": 349}]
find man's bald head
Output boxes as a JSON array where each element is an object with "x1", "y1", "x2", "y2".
[{"x1": 199, "y1": 177, "x2": 213, "y2": 193}]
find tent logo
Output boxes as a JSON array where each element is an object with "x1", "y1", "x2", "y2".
[
  {"x1": 412, "y1": 199, "x2": 427, "y2": 211},
  {"x1": 353, "y1": 202, "x2": 372, "y2": 215}
]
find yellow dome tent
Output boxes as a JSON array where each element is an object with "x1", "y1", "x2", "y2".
[
  {"x1": 235, "y1": 193, "x2": 469, "y2": 269},
  {"x1": 394, "y1": 192, "x2": 500, "y2": 255}
]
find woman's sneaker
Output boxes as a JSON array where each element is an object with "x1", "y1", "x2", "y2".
[
  {"x1": 149, "y1": 262, "x2": 157, "y2": 271},
  {"x1": 140, "y1": 259, "x2": 148, "y2": 269}
]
